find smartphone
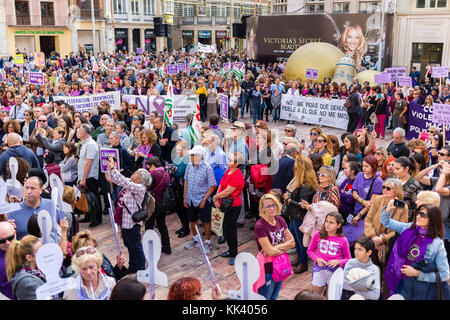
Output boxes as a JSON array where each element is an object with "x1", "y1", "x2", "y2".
[
  {"x1": 300, "y1": 139, "x2": 305, "y2": 144},
  {"x1": 394, "y1": 199, "x2": 406, "y2": 208},
  {"x1": 377, "y1": 93, "x2": 382, "y2": 99},
  {"x1": 367, "y1": 124, "x2": 374, "y2": 132}
]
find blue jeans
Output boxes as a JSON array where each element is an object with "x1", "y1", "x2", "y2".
[
  {"x1": 253, "y1": 103, "x2": 262, "y2": 124},
  {"x1": 240, "y1": 93, "x2": 249, "y2": 116},
  {"x1": 121, "y1": 224, "x2": 146, "y2": 273},
  {"x1": 258, "y1": 273, "x2": 283, "y2": 300},
  {"x1": 289, "y1": 218, "x2": 308, "y2": 265},
  {"x1": 273, "y1": 107, "x2": 280, "y2": 121}
]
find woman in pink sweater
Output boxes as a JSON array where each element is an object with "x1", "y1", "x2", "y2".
[{"x1": 307, "y1": 212, "x2": 351, "y2": 296}]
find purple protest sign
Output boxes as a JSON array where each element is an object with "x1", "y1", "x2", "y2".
[
  {"x1": 305, "y1": 68, "x2": 319, "y2": 80},
  {"x1": 219, "y1": 94, "x2": 228, "y2": 120},
  {"x1": 166, "y1": 64, "x2": 178, "y2": 74},
  {"x1": 29, "y1": 72, "x2": 44, "y2": 85},
  {"x1": 374, "y1": 73, "x2": 391, "y2": 84},
  {"x1": 384, "y1": 67, "x2": 406, "y2": 82},
  {"x1": 177, "y1": 63, "x2": 186, "y2": 73},
  {"x1": 100, "y1": 148, "x2": 120, "y2": 172},
  {"x1": 407, "y1": 100, "x2": 450, "y2": 144},
  {"x1": 432, "y1": 66, "x2": 449, "y2": 78},
  {"x1": 397, "y1": 76, "x2": 412, "y2": 87},
  {"x1": 0, "y1": 72, "x2": 3, "y2": 81},
  {"x1": 136, "y1": 48, "x2": 143, "y2": 55},
  {"x1": 133, "y1": 56, "x2": 142, "y2": 64},
  {"x1": 433, "y1": 103, "x2": 450, "y2": 125}
]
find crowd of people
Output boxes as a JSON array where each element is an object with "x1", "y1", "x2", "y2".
[{"x1": 0, "y1": 46, "x2": 448, "y2": 301}]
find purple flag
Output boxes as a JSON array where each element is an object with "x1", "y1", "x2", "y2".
[{"x1": 219, "y1": 94, "x2": 228, "y2": 120}]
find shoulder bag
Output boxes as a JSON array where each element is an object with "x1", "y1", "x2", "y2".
[
  {"x1": 370, "y1": 100, "x2": 380, "y2": 124},
  {"x1": 123, "y1": 192, "x2": 150, "y2": 223}
]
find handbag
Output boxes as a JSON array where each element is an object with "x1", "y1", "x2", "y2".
[
  {"x1": 271, "y1": 253, "x2": 293, "y2": 282},
  {"x1": 219, "y1": 194, "x2": 235, "y2": 213},
  {"x1": 370, "y1": 101, "x2": 380, "y2": 124},
  {"x1": 211, "y1": 207, "x2": 224, "y2": 237},
  {"x1": 75, "y1": 186, "x2": 89, "y2": 213},
  {"x1": 123, "y1": 192, "x2": 149, "y2": 223}
]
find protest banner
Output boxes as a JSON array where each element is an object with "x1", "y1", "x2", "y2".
[
  {"x1": 433, "y1": 103, "x2": 450, "y2": 125},
  {"x1": 432, "y1": 66, "x2": 449, "y2": 78},
  {"x1": 122, "y1": 94, "x2": 197, "y2": 122},
  {"x1": 99, "y1": 148, "x2": 120, "y2": 172},
  {"x1": 397, "y1": 76, "x2": 412, "y2": 87},
  {"x1": 305, "y1": 68, "x2": 319, "y2": 80},
  {"x1": 14, "y1": 54, "x2": 24, "y2": 65},
  {"x1": 177, "y1": 63, "x2": 186, "y2": 73},
  {"x1": 280, "y1": 95, "x2": 349, "y2": 130},
  {"x1": 374, "y1": 73, "x2": 391, "y2": 84},
  {"x1": 407, "y1": 100, "x2": 450, "y2": 145},
  {"x1": 219, "y1": 94, "x2": 228, "y2": 121},
  {"x1": 384, "y1": 67, "x2": 406, "y2": 82},
  {"x1": 53, "y1": 91, "x2": 121, "y2": 113},
  {"x1": 166, "y1": 64, "x2": 178, "y2": 74},
  {"x1": 34, "y1": 52, "x2": 46, "y2": 67},
  {"x1": 29, "y1": 72, "x2": 44, "y2": 85}
]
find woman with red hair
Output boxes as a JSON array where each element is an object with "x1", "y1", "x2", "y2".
[
  {"x1": 380, "y1": 157, "x2": 396, "y2": 180},
  {"x1": 167, "y1": 277, "x2": 222, "y2": 300}
]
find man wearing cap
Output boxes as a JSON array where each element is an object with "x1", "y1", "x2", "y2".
[{"x1": 183, "y1": 145, "x2": 217, "y2": 254}]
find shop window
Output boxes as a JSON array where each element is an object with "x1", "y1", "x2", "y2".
[
  {"x1": 15, "y1": 0, "x2": 30, "y2": 25},
  {"x1": 41, "y1": 2, "x2": 55, "y2": 26},
  {"x1": 411, "y1": 43, "x2": 443, "y2": 79}
]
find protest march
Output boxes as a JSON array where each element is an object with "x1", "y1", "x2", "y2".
[{"x1": 0, "y1": 39, "x2": 448, "y2": 304}]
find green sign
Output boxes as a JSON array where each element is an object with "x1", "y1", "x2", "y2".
[{"x1": 14, "y1": 30, "x2": 64, "y2": 35}]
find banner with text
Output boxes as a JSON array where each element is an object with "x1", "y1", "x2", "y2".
[
  {"x1": 53, "y1": 91, "x2": 121, "y2": 113},
  {"x1": 122, "y1": 94, "x2": 197, "y2": 122},
  {"x1": 280, "y1": 95, "x2": 349, "y2": 130},
  {"x1": 407, "y1": 101, "x2": 450, "y2": 145}
]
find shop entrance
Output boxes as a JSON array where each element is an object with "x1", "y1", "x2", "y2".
[
  {"x1": 411, "y1": 43, "x2": 443, "y2": 82},
  {"x1": 40, "y1": 36, "x2": 55, "y2": 56}
]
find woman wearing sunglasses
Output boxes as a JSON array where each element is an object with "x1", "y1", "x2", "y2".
[
  {"x1": 311, "y1": 134, "x2": 333, "y2": 166},
  {"x1": 307, "y1": 126, "x2": 322, "y2": 153},
  {"x1": 63, "y1": 246, "x2": 116, "y2": 300},
  {"x1": 364, "y1": 178, "x2": 409, "y2": 297},
  {"x1": 381, "y1": 204, "x2": 449, "y2": 299}
]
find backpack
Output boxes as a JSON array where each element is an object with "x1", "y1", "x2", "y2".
[
  {"x1": 156, "y1": 185, "x2": 176, "y2": 216},
  {"x1": 249, "y1": 164, "x2": 273, "y2": 201},
  {"x1": 344, "y1": 95, "x2": 352, "y2": 108}
]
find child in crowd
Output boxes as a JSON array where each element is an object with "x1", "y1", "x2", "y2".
[
  {"x1": 342, "y1": 235, "x2": 380, "y2": 300},
  {"x1": 307, "y1": 212, "x2": 351, "y2": 295}
]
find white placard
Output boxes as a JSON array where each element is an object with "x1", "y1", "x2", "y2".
[{"x1": 228, "y1": 252, "x2": 265, "y2": 300}]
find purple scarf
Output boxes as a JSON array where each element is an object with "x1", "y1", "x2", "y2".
[{"x1": 384, "y1": 226, "x2": 433, "y2": 296}]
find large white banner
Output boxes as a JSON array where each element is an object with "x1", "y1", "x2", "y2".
[
  {"x1": 53, "y1": 91, "x2": 121, "y2": 113},
  {"x1": 122, "y1": 94, "x2": 198, "y2": 122},
  {"x1": 280, "y1": 95, "x2": 349, "y2": 130}
]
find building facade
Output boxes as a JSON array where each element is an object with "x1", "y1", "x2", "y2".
[
  {"x1": 5, "y1": 0, "x2": 73, "y2": 56},
  {"x1": 392, "y1": 0, "x2": 450, "y2": 79}
]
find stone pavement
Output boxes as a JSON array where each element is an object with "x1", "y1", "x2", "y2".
[{"x1": 86, "y1": 114, "x2": 393, "y2": 300}]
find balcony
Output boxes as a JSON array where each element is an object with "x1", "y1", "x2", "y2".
[
  {"x1": 197, "y1": 17, "x2": 212, "y2": 24},
  {"x1": 215, "y1": 17, "x2": 227, "y2": 25},
  {"x1": 41, "y1": 16, "x2": 55, "y2": 26},
  {"x1": 77, "y1": 8, "x2": 104, "y2": 20},
  {"x1": 182, "y1": 17, "x2": 194, "y2": 25},
  {"x1": 15, "y1": 14, "x2": 30, "y2": 25}
]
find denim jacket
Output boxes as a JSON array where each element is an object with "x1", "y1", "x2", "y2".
[{"x1": 380, "y1": 207, "x2": 449, "y2": 283}]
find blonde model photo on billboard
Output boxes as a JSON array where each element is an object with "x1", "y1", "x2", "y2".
[{"x1": 338, "y1": 24, "x2": 367, "y2": 72}]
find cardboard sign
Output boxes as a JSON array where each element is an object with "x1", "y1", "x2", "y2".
[
  {"x1": 137, "y1": 230, "x2": 168, "y2": 300},
  {"x1": 228, "y1": 252, "x2": 266, "y2": 300},
  {"x1": 328, "y1": 267, "x2": 344, "y2": 300},
  {"x1": 136, "y1": 48, "x2": 143, "y2": 55},
  {"x1": 177, "y1": 63, "x2": 186, "y2": 73},
  {"x1": 219, "y1": 94, "x2": 228, "y2": 121},
  {"x1": 433, "y1": 103, "x2": 450, "y2": 125},
  {"x1": 14, "y1": 54, "x2": 24, "y2": 65},
  {"x1": 166, "y1": 64, "x2": 178, "y2": 74},
  {"x1": 6, "y1": 157, "x2": 22, "y2": 201},
  {"x1": 29, "y1": 72, "x2": 45, "y2": 85},
  {"x1": 100, "y1": 148, "x2": 120, "y2": 172},
  {"x1": 432, "y1": 66, "x2": 449, "y2": 78},
  {"x1": 34, "y1": 52, "x2": 46, "y2": 67},
  {"x1": 36, "y1": 243, "x2": 75, "y2": 299},
  {"x1": 374, "y1": 73, "x2": 391, "y2": 84},
  {"x1": 384, "y1": 67, "x2": 406, "y2": 82},
  {"x1": 305, "y1": 68, "x2": 319, "y2": 80},
  {"x1": 397, "y1": 76, "x2": 412, "y2": 87},
  {"x1": 133, "y1": 56, "x2": 142, "y2": 64},
  {"x1": 37, "y1": 210, "x2": 52, "y2": 245}
]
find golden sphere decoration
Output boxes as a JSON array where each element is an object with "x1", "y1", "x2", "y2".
[
  {"x1": 284, "y1": 42, "x2": 344, "y2": 83},
  {"x1": 355, "y1": 70, "x2": 382, "y2": 87}
]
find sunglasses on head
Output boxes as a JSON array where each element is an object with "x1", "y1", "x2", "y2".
[
  {"x1": 0, "y1": 234, "x2": 14, "y2": 244},
  {"x1": 75, "y1": 246, "x2": 97, "y2": 258}
]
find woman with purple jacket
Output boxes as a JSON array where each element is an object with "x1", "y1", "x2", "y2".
[{"x1": 338, "y1": 161, "x2": 361, "y2": 224}]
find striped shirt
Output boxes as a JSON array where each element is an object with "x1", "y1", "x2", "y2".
[
  {"x1": 184, "y1": 161, "x2": 216, "y2": 207},
  {"x1": 108, "y1": 168, "x2": 146, "y2": 229},
  {"x1": 312, "y1": 185, "x2": 340, "y2": 209}
]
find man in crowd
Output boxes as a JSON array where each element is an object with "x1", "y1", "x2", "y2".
[
  {"x1": 387, "y1": 127, "x2": 410, "y2": 158},
  {"x1": 153, "y1": 115, "x2": 178, "y2": 164},
  {"x1": 9, "y1": 94, "x2": 29, "y2": 122},
  {"x1": 0, "y1": 133, "x2": 40, "y2": 178}
]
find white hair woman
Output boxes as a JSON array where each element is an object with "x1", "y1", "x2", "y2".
[{"x1": 63, "y1": 246, "x2": 116, "y2": 300}]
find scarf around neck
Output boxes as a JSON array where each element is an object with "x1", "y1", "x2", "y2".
[{"x1": 384, "y1": 225, "x2": 433, "y2": 296}]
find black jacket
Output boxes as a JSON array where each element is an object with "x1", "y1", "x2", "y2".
[
  {"x1": 272, "y1": 156, "x2": 295, "y2": 193},
  {"x1": 156, "y1": 126, "x2": 178, "y2": 164},
  {"x1": 285, "y1": 184, "x2": 316, "y2": 220}
]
